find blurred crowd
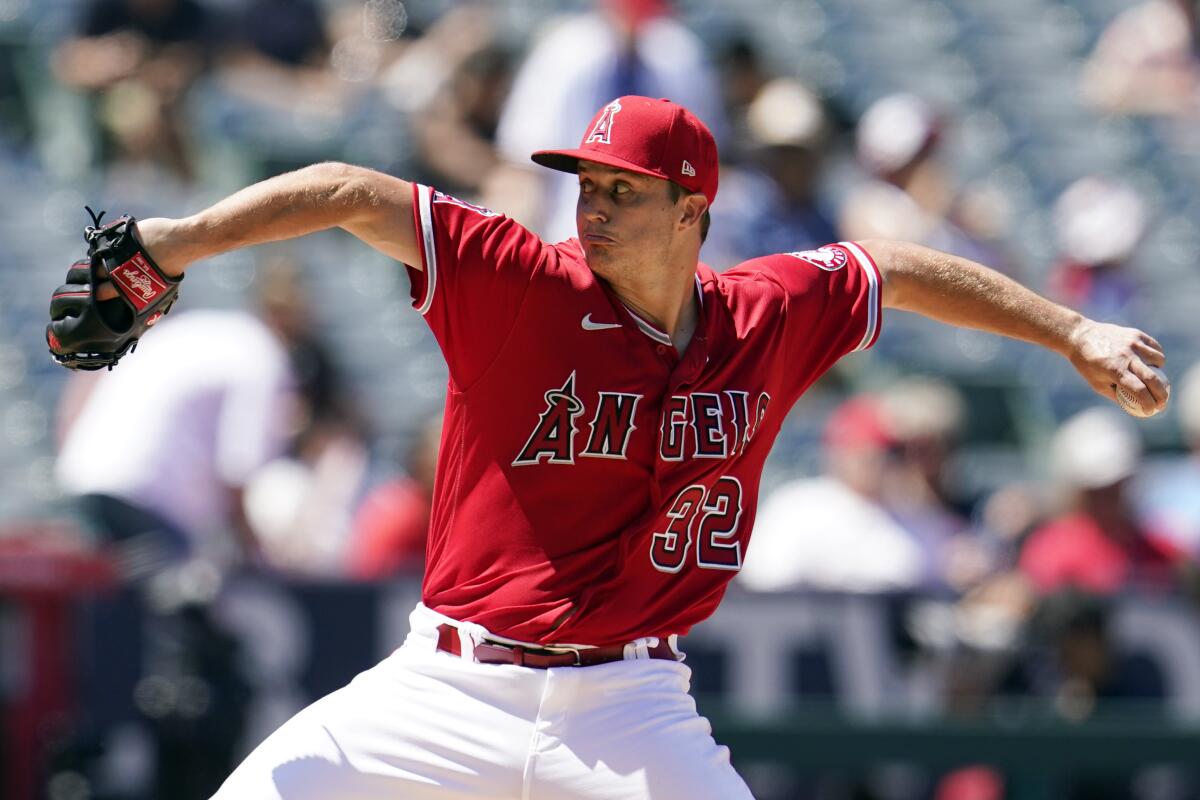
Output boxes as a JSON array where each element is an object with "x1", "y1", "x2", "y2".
[
  {"x1": 3, "y1": 0, "x2": 1200, "y2": 799},
  {"x1": 30, "y1": 0, "x2": 1200, "y2": 572}
]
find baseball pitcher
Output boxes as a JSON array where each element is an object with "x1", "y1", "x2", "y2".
[{"x1": 47, "y1": 96, "x2": 1169, "y2": 799}]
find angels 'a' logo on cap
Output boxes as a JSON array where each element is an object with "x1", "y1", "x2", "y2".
[
  {"x1": 586, "y1": 99, "x2": 622, "y2": 145},
  {"x1": 681, "y1": 160, "x2": 696, "y2": 177}
]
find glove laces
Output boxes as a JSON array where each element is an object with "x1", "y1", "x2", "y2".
[{"x1": 84, "y1": 206, "x2": 107, "y2": 243}]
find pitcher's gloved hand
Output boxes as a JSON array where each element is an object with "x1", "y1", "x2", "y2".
[{"x1": 47, "y1": 207, "x2": 182, "y2": 370}]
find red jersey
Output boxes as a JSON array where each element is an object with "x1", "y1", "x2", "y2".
[
  {"x1": 405, "y1": 183, "x2": 882, "y2": 646},
  {"x1": 1019, "y1": 512, "x2": 1182, "y2": 594},
  {"x1": 348, "y1": 478, "x2": 430, "y2": 579}
]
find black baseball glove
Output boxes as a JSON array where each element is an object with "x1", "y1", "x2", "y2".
[{"x1": 47, "y1": 208, "x2": 183, "y2": 370}]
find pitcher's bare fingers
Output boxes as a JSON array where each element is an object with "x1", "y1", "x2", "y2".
[
  {"x1": 1133, "y1": 338, "x2": 1165, "y2": 368},
  {"x1": 1129, "y1": 359, "x2": 1170, "y2": 411}
]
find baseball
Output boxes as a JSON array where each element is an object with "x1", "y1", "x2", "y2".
[{"x1": 1114, "y1": 366, "x2": 1169, "y2": 418}]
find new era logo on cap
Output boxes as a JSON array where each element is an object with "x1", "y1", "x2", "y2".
[{"x1": 530, "y1": 96, "x2": 720, "y2": 206}]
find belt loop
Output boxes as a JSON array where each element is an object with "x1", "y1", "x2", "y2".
[
  {"x1": 624, "y1": 637, "x2": 652, "y2": 660},
  {"x1": 643, "y1": 637, "x2": 659, "y2": 660},
  {"x1": 457, "y1": 621, "x2": 486, "y2": 662}
]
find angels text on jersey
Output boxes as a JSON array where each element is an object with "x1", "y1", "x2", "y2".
[{"x1": 512, "y1": 371, "x2": 771, "y2": 466}]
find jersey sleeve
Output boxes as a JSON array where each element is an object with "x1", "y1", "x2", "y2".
[
  {"x1": 405, "y1": 183, "x2": 550, "y2": 389},
  {"x1": 752, "y1": 241, "x2": 883, "y2": 401}
]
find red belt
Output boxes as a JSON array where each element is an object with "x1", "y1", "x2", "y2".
[{"x1": 435, "y1": 623, "x2": 677, "y2": 668}]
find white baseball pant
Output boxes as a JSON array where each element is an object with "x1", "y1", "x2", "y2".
[{"x1": 211, "y1": 603, "x2": 755, "y2": 799}]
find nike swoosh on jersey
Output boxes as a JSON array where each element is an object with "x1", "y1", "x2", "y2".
[{"x1": 581, "y1": 314, "x2": 622, "y2": 331}]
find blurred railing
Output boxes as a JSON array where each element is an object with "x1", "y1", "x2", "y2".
[{"x1": 5, "y1": 566, "x2": 1200, "y2": 798}]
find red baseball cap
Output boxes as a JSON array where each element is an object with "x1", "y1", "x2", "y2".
[
  {"x1": 531, "y1": 95, "x2": 719, "y2": 206},
  {"x1": 823, "y1": 396, "x2": 896, "y2": 451}
]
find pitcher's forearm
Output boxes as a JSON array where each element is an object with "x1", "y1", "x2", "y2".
[
  {"x1": 864, "y1": 239, "x2": 1084, "y2": 357},
  {"x1": 137, "y1": 163, "x2": 415, "y2": 276},
  {"x1": 862, "y1": 238, "x2": 1169, "y2": 415}
]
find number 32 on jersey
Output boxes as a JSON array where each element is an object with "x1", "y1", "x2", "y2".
[{"x1": 649, "y1": 476, "x2": 744, "y2": 573}]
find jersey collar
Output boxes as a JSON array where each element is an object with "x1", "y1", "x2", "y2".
[{"x1": 616, "y1": 275, "x2": 705, "y2": 348}]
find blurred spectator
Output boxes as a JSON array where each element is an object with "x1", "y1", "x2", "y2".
[
  {"x1": 377, "y1": 3, "x2": 514, "y2": 207},
  {"x1": 209, "y1": 0, "x2": 331, "y2": 110},
  {"x1": 378, "y1": 3, "x2": 487, "y2": 117},
  {"x1": 393, "y1": 5, "x2": 513, "y2": 197},
  {"x1": 491, "y1": 0, "x2": 727, "y2": 240},
  {"x1": 346, "y1": 414, "x2": 443, "y2": 579},
  {"x1": 53, "y1": 0, "x2": 217, "y2": 179},
  {"x1": 880, "y1": 377, "x2": 970, "y2": 515},
  {"x1": 714, "y1": 33, "x2": 771, "y2": 164},
  {"x1": 999, "y1": 590, "x2": 1166, "y2": 722},
  {"x1": 205, "y1": 0, "x2": 410, "y2": 181},
  {"x1": 976, "y1": 481, "x2": 1051, "y2": 567},
  {"x1": 839, "y1": 93, "x2": 1011, "y2": 270},
  {"x1": 1019, "y1": 408, "x2": 1184, "y2": 595},
  {"x1": 256, "y1": 256, "x2": 362, "y2": 447},
  {"x1": 230, "y1": 0, "x2": 329, "y2": 69},
  {"x1": 241, "y1": 260, "x2": 370, "y2": 575},
  {"x1": 880, "y1": 378, "x2": 991, "y2": 592},
  {"x1": 705, "y1": 78, "x2": 838, "y2": 268},
  {"x1": 743, "y1": 385, "x2": 981, "y2": 593},
  {"x1": 1142, "y1": 361, "x2": 1200, "y2": 556},
  {"x1": 51, "y1": 309, "x2": 287, "y2": 800},
  {"x1": 1081, "y1": 0, "x2": 1200, "y2": 117},
  {"x1": 55, "y1": 309, "x2": 294, "y2": 574},
  {"x1": 855, "y1": 93, "x2": 942, "y2": 185},
  {"x1": 740, "y1": 395, "x2": 926, "y2": 592},
  {"x1": 242, "y1": 431, "x2": 368, "y2": 574},
  {"x1": 995, "y1": 590, "x2": 1170, "y2": 800},
  {"x1": 1048, "y1": 176, "x2": 1147, "y2": 325}
]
